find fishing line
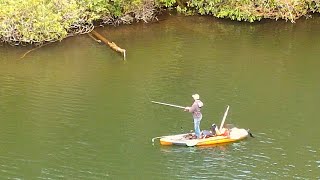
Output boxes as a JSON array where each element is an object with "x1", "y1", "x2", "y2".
[
  {"x1": 143, "y1": 82, "x2": 156, "y2": 116},
  {"x1": 143, "y1": 81, "x2": 168, "y2": 145},
  {"x1": 143, "y1": 85, "x2": 152, "y2": 102},
  {"x1": 142, "y1": 80, "x2": 161, "y2": 129}
]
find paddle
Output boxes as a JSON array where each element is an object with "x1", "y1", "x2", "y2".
[
  {"x1": 219, "y1": 105, "x2": 230, "y2": 131},
  {"x1": 151, "y1": 101, "x2": 186, "y2": 109}
]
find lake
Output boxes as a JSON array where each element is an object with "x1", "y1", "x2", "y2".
[{"x1": 0, "y1": 15, "x2": 319, "y2": 179}]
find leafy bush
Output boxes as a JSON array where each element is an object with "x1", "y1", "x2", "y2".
[
  {"x1": 179, "y1": 0, "x2": 320, "y2": 23},
  {"x1": 1, "y1": 0, "x2": 319, "y2": 45},
  {"x1": 0, "y1": 0, "x2": 165, "y2": 45},
  {"x1": 0, "y1": 0, "x2": 93, "y2": 45}
]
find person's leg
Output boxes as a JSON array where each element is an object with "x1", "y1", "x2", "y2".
[
  {"x1": 194, "y1": 118, "x2": 201, "y2": 138},
  {"x1": 197, "y1": 115, "x2": 203, "y2": 138}
]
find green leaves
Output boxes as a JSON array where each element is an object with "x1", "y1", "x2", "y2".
[
  {"x1": 159, "y1": 0, "x2": 176, "y2": 7},
  {"x1": 178, "y1": 0, "x2": 319, "y2": 23},
  {"x1": 0, "y1": 0, "x2": 89, "y2": 44},
  {"x1": 1, "y1": 0, "x2": 319, "y2": 45},
  {"x1": 0, "y1": 0, "x2": 165, "y2": 44}
]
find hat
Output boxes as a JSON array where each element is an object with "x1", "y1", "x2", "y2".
[{"x1": 192, "y1": 94, "x2": 200, "y2": 100}]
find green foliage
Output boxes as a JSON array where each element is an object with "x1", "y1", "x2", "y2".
[
  {"x1": 159, "y1": 0, "x2": 176, "y2": 7},
  {"x1": 1, "y1": 0, "x2": 320, "y2": 45},
  {"x1": 184, "y1": 0, "x2": 262, "y2": 22},
  {"x1": 307, "y1": 0, "x2": 320, "y2": 13},
  {"x1": 179, "y1": 0, "x2": 320, "y2": 23},
  {"x1": 0, "y1": 0, "x2": 160, "y2": 44},
  {"x1": 81, "y1": 0, "x2": 111, "y2": 19},
  {"x1": 0, "y1": 0, "x2": 89, "y2": 44},
  {"x1": 177, "y1": 5, "x2": 188, "y2": 14}
]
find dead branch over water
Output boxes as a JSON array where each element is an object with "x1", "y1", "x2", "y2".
[{"x1": 90, "y1": 30, "x2": 126, "y2": 60}]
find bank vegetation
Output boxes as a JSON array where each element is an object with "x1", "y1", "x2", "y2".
[{"x1": 0, "y1": 0, "x2": 319, "y2": 45}]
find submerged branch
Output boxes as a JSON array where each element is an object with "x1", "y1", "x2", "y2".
[{"x1": 20, "y1": 42, "x2": 52, "y2": 59}]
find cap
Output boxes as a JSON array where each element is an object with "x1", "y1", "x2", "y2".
[{"x1": 192, "y1": 94, "x2": 200, "y2": 100}]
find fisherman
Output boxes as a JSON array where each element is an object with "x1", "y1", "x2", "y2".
[{"x1": 184, "y1": 94, "x2": 204, "y2": 139}]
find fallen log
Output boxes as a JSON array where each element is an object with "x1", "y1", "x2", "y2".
[{"x1": 90, "y1": 30, "x2": 126, "y2": 60}]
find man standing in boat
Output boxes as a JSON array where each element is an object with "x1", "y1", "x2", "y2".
[{"x1": 184, "y1": 94, "x2": 204, "y2": 139}]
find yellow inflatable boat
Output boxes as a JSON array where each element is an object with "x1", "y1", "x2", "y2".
[{"x1": 157, "y1": 127, "x2": 249, "y2": 147}]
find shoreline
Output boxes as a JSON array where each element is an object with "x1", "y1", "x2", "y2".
[{"x1": 1, "y1": 0, "x2": 319, "y2": 46}]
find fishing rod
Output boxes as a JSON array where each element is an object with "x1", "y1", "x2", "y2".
[
  {"x1": 150, "y1": 101, "x2": 186, "y2": 132},
  {"x1": 151, "y1": 101, "x2": 186, "y2": 109}
]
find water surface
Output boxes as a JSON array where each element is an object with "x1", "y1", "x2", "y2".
[{"x1": 0, "y1": 15, "x2": 320, "y2": 179}]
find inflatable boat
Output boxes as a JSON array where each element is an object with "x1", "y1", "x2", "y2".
[{"x1": 157, "y1": 127, "x2": 249, "y2": 147}]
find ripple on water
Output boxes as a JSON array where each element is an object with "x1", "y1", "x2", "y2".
[
  {"x1": 157, "y1": 142, "x2": 266, "y2": 179},
  {"x1": 36, "y1": 142, "x2": 110, "y2": 179},
  {"x1": 0, "y1": 153, "x2": 42, "y2": 179}
]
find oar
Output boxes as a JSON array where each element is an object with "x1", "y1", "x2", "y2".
[
  {"x1": 151, "y1": 101, "x2": 186, "y2": 109},
  {"x1": 219, "y1": 105, "x2": 230, "y2": 131}
]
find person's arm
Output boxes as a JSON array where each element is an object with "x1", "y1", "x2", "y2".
[
  {"x1": 184, "y1": 103, "x2": 193, "y2": 112},
  {"x1": 186, "y1": 102, "x2": 197, "y2": 112}
]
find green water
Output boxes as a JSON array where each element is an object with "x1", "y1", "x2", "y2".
[{"x1": 0, "y1": 15, "x2": 320, "y2": 179}]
